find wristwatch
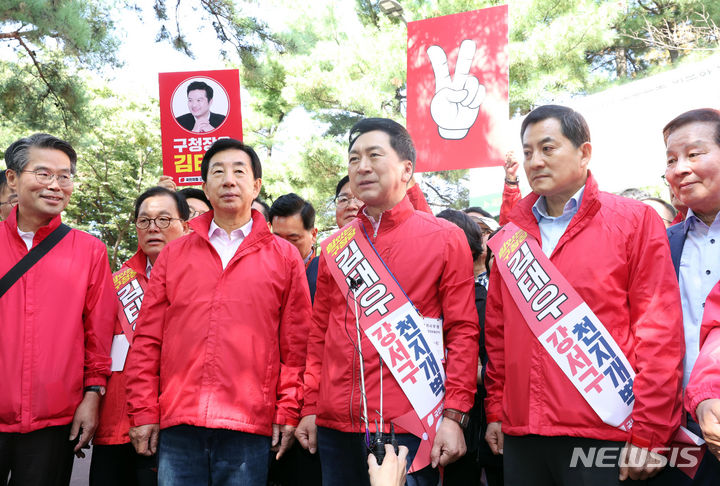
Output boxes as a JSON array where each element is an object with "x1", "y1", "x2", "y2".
[
  {"x1": 84, "y1": 385, "x2": 106, "y2": 396},
  {"x1": 442, "y1": 408, "x2": 470, "y2": 429}
]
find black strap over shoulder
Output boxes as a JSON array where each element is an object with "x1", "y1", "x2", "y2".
[{"x1": 0, "y1": 223, "x2": 71, "y2": 299}]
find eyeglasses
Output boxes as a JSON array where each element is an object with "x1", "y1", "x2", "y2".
[
  {"x1": 661, "y1": 175, "x2": 669, "y2": 187},
  {"x1": 0, "y1": 195, "x2": 17, "y2": 207},
  {"x1": 335, "y1": 194, "x2": 361, "y2": 206},
  {"x1": 21, "y1": 169, "x2": 74, "y2": 187},
  {"x1": 135, "y1": 216, "x2": 183, "y2": 230},
  {"x1": 188, "y1": 208, "x2": 208, "y2": 219}
]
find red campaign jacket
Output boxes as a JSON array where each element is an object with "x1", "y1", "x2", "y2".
[
  {"x1": 499, "y1": 182, "x2": 521, "y2": 225},
  {"x1": 125, "y1": 210, "x2": 312, "y2": 436},
  {"x1": 685, "y1": 282, "x2": 720, "y2": 420},
  {"x1": 485, "y1": 173, "x2": 684, "y2": 451},
  {"x1": 0, "y1": 208, "x2": 115, "y2": 433},
  {"x1": 302, "y1": 196, "x2": 479, "y2": 432},
  {"x1": 95, "y1": 249, "x2": 148, "y2": 445}
]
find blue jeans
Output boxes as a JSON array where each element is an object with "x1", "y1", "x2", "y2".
[
  {"x1": 158, "y1": 425, "x2": 271, "y2": 486},
  {"x1": 317, "y1": 426, "x2": 439, "y2": 486}
]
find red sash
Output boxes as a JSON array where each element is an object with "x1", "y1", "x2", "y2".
[{"x1": 322, "y1": 220, "x2": 445, "y2": 472}]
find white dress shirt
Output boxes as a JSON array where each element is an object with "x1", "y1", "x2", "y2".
[
  {"x1": 17, "y1": 227, "x2": 34, "y2": 251},
  {"x1": 208, "y1": 218, "x2": 253, "y2": 269}
]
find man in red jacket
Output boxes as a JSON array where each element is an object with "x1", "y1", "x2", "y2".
[
  {"x1": 295, "y1": 118, "x2": 479, "y2": 485},
  {"x1": 90, "y1": 186, "x2": 190, "y2": 486},
  {"x1": 124, "y1": 138, "x2": 312, "y2": 486},
  {"x1": 0, "y1": 133, "x2": 116, "y2": 485},
  {"x1": 484, "y1": 105, "x2": 684, "y2": 485}
]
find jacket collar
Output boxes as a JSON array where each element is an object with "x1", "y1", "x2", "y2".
[
  {"x1": 189, "y1": 208, "x2": 273, "y2": 246},
  {"x1": 123, "y1": 248, "x2": 150, "y2": 277},
  {"x1": 509, "y1": 170, "x2": 601, "y2": 249},
  {"x1": 357, "y1": 195, "x2": 414, "y2": 237},
  {"x1": 5, "y1": 205, "x2": 63, "y2": 248}
]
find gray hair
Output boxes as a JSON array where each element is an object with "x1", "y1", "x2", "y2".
[{"x1": 4, "y1": 133, "x2": 77, "y2": 174}]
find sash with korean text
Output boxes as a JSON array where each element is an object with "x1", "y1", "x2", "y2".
[
  {"x1": 110, "y1": 267, "x2": 146, "y2": 371},
  {"x1": 322, "y1": 220, "x2": 445, "y2": 472},
  {"x1": 488, "y1": 223, "x2": 635, "y2": 430}
]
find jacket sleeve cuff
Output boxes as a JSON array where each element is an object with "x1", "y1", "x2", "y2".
[
  {"x1": 301, "y1": 404, "x2": 317, "y2": 417},
  {"x1": 444, "y1": 396, "x2": 473, "y2": 415},
  {"x1": 84, "y1": 374, "x2": 108, "y2": 388},
  {"x1": 628, "y1": 425, "x2": 669, "y2": 454},
  {"x1": 129, "y1": 410, "x2": 160, "y2": 427},
  {"x1": 274, "y1": 411, "x2": 299, "y2": 427},
  {"x1": 686, "y1": 385, "x2": 720, "y2": 422}
]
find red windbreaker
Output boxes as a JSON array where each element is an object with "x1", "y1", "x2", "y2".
[
  {"x1": 125, "y1": 210, "x2": 312, "y2": 435},
  {"x1": 685, "y1": 282, "x2": 720, "y2": 420},
  {"x1": 95, "y1": 249, "x2": 148, "y2": 445},
  {"x1": 485, "y1": 173, "x2": 684, "y2": 451},
  {"x1": 302, "y1": 196, "x2": 479, "y2": 432},
  {"x1": 0, "y1": 208, "x2": 115, "y2": 433}
]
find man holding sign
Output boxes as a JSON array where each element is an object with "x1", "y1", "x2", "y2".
[
  {"x1": 484, "y1": 105, "x2": 684, "y2": 485},
  {"x1": 295, "y1": 118, "x2": 479, "y2": 485}
]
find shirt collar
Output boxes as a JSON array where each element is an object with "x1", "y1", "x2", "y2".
[
  {"x1": 145, "y1": 256, "x2": 153, "y2": 278},
  {"x1": 303, "y1": 248, "x2": 315, "y2": 266},
  {"x1": 208, "y1": 217, "x2": 253, "y2": 240},
  {"x1": 683, "y1": 208, "x2": 720, "y2": 233},
  {"x1": 532, "y1": 185, "x2": 586, "y2": 222}
]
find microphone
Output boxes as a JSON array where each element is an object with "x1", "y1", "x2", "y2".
[{"x1": 348, "y1": 276, "x2": 363, "y2": 290}]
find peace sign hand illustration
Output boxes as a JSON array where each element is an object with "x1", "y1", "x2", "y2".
[{"x1": 427, "y1": 39, "x2": 485, "y2": 140}]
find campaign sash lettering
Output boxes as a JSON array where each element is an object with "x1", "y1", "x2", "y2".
[
  {"x1": 110, "y1": 267, "x2": 146, "y2": 371},
  {"x1": 322, "y1": 221, "x2": 445, "y2": 472},
  {"x1": 488, "y1": 223, "x2": 634, "y2": 430}
]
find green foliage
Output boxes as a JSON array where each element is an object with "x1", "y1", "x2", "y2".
[{"x1": 0, "y1": 0, "x2": 119, "y2": 130}]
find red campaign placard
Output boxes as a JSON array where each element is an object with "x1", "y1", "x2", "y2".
[
  {"x1": 159, "y1": 69, "x2": 243, "y2": 186},
  {"x1": 407, "y1": 6, "x2": 509, "y2": 173}
]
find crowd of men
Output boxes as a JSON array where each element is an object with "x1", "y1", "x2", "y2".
[{"x1": 1, "y1": 106, "x2": 720, "y2": 486}]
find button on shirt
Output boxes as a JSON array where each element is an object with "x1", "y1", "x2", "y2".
[
  {"x1": 531, "y1": 186, "x2": 585, "y2": 257},
  {"x1": 679, "y1": 209, "x2": 720, "y2": 387},
  {"x1": 208, "y1": 218, "x2": 253, "y2": 269}
]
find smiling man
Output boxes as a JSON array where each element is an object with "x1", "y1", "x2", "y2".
[
  {"x1": 484, "y1": 105, "x2": 683, "y2": 486},
  {"x1": 124, "y1": 138, "x2": 311, "y2": 486},
  {"x1": 662, "y1": 108, "x2": 720, "y2": 485},
  {"x1": 295, "y1": 118, "x2": 479, "y2": 486},
  {"x1": 174, "y1": 81, "x2": 226, "y2": 133},
  {"x1": 91, "y1": 186, "x2": 189, "y2": 486},
  {"x1": 0, "y1": 133, "x2": 115, "y2": 485}
]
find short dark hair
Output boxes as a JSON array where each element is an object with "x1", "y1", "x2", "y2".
[
  {"x1": 0, "y1": 171, "x2": 7, "y2": 191},
  {"x1": 521, "y1": 105, "x2": 590, "y2": 148},
  {"x1": 463, "y1": 206, "x2": 492, "y2": 218},
  {"x1": 335, "y1": 175, "x2": 350, "y2": 198},
  {"x1": 134, "y1": 186, "x2": 190, "y2": 221},
  {"x1": 436, "y1": 209, "x2": 484, "y2": 262},
  {"x1": 269, "y1": 193, "x2": 315, "y2": 230},
  {"x1": 5, "y1": 133, "x2": 78, "y2": 174},
  {"x1": 348, "y1": 118, "x2": 416, "y2": 168},
  {"x1": 178, "y1": 187, "x2": 212, "y2": 210},
  {"x1": 187, "y1": 81, "x2": 213, "y2": 101},
  {"x1": 253, "y1": 198, "x2": 270, "y2": 220},
  {"x1": 201, "y1": 138, "x2": 262, "y2": 181},
  {"x1": 663, "y1": 108, "x2": 720, "y2": 146}
]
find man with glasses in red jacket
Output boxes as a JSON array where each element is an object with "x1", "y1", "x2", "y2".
[
  {"x1": 0, "y1": 133, "x2": 116, "y2": 485},
  {"x1": 124, "y1": 138, "x2": 312, "y2": 486}
]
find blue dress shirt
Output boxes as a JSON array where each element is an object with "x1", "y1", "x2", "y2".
[
  {"x1": 679, "y1": 209, "x2": 720, "y2": 387},
  {"x1": 531, "y1": 186, "x2": 585, "y2": 257}
]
